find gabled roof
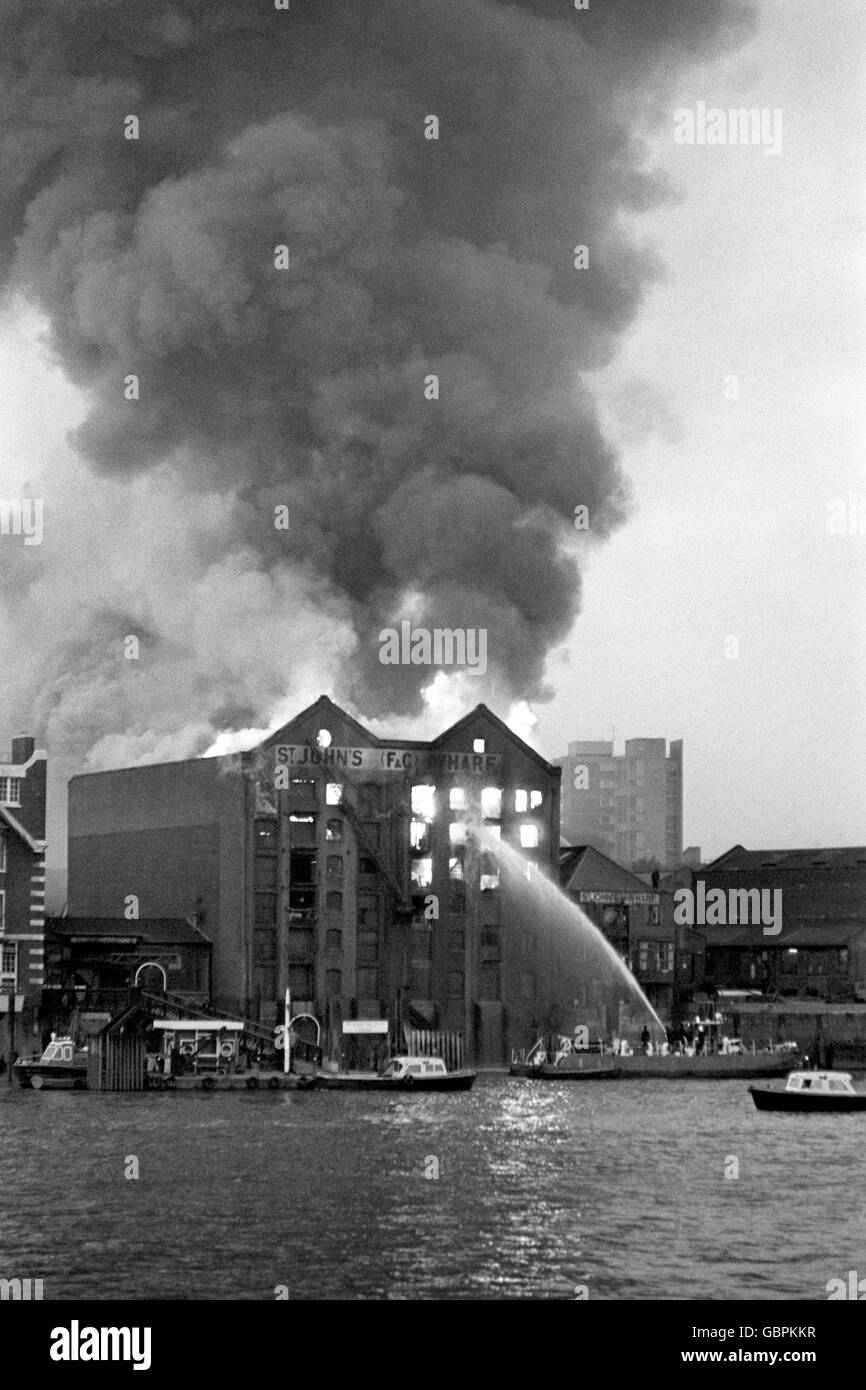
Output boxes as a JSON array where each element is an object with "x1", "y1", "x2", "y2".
[
  {"x1": 0, "y1": 803, "x2": 46, "y2": 853},
  {"x1": 430, "y1": 704, "x2": 559, "y2": 774},
  {"x1": 560, "y1": 845, "x2": 656, "y2": 896},
  {"x1": 46, "y1": 916, "x2": 211, "y2": 946},
  {"x1": 259, "y1": 694, "x2": 378, "y2": 752},
  {"x1": 255, "y1": 696, "x2": 559, "y2": 774},
  {"x1": 706, "y1": 845, "x2": 866, "y2": 872}
]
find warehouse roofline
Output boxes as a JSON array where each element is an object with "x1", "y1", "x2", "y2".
[{"x1": 67, "y1": 694, "x2": 561, "y2": 784}]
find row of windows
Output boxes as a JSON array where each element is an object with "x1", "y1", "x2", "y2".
[
  {"x1": 781, "y1": 948, "x2": 849, "y2": 975},
  {"x1": 268, "y1": 811, "x2": 539, "y2": 861},
  {"x1": 406, "y1": 963, "x2": 535, "y2": 1001},
  {"x1": 637, "y1": 941, "x2": 675, "y2": 973},
  {"x1": 265, "y1": 780, "x2": 544, "y2": 827},
  {"x1": 260, "y1": 921, "x2": 519, "y2": 965},
  {"x1": 263, "y1": 836, "x2": 548, "y2": 906},
  {"x1": 259, "y1": 890, "x2": 385, "y2": 924},
  {"x1": 260, "y1": 924, "x2": 381, "y2": 957},
  {"x1": 409, "y1": 821, "x2": 540, "y2": 852},
  {"x1": 286, "y1": 779, "x2": 390, "y2": 817},
  {"x1": 286, "y1": 816, "x2": 346, "y2": 839},
  {"x1": 259, "y1": 814, "x2": 348, "y2": 842},
  {"x1": 286, "y1": 965, "x2": 380, "y2": 999},
  {"x1": 410, "y1": 858, "x2": 502, "y2": 893},
  {"x1": 410, "y1": 963, "x2": 464, "y2": 997},
  {"x1": 281, "y1": 961, "x2": 539, "y2": 1004},
  {"x1": 257, "y1": 892, "x2": 354, "y2": 920},
  {"x1": 411, "y1": 927, "x2": 466, "y2": 959},
  {"x1": 258, "y1": 840, "x2": 384, "y2": 885},
  {"x1": 411, "y1": 786, "x2": 543, "y2": 819}
]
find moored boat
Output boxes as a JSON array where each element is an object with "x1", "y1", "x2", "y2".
[
  {"x1": 614, "y1": 1051, "x2": 791, "y2": 1080},
  {"x1": 315, "y1": 1055, "x2": 476, "y2": 1092},
  {"x1": 750, "y1": 1070, "x2": 866, "y2": 1113},
  {"x1": 510, "y1": 1034, "x2": 792, "y2": 1081},
  {"x1": 510, "y1": 1058, "x2": 620, "y2": 1080},
  {"x1": 14, "y1": 1035, "x2": 88, "y2": 1090}
]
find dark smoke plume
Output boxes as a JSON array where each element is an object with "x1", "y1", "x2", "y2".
[{"x1": 0, "y1": 0, "x2": 755, "y2": 762}]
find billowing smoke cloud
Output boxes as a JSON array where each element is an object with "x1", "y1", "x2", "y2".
[{"x1": 0, "y1": 0, "x2": 755, "y2": 772}]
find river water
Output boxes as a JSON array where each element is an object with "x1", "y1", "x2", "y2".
[{"x1": 1, "y1": 1076, "x2": 860, "y2": 1300}]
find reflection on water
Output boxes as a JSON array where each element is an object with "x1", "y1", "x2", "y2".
[{"x1": 0, "y1": 1077, "x2": 859, "y2": 1300}]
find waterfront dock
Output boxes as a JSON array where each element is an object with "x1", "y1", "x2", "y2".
[{"x1": 146, "y1": 1070, "x2": 313, "y2": 1092}]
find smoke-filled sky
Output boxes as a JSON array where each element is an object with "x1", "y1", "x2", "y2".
[{"x1": 0, "y1": 0, "x2": 862, "y2": 902}]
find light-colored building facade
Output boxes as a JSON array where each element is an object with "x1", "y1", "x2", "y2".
[{"x1": 555, "y1": 737, "x2": 683, "y2": 870}]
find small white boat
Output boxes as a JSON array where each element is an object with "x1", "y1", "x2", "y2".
[
  {"x1": 15, "y1": 1035, "x2": 88, "y2": 1090},
  {"x1": 315, "y1": 1055, "x2": 476, "y2": 1091},
  {"x1": 750, "y1": 1070, "x2": 866, "y2": 1113}
]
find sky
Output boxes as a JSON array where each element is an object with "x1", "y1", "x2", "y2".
[
  {"x1": 0, "y1": 0, "x2": 863, "y2": 911},
  {"x1": 536, "y1": 0, "x2": 866, "y2": 856}
]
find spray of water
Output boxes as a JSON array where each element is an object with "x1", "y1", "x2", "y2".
[{"x1": 477, "y1": 825, "x2": 666, "y2": 1037}]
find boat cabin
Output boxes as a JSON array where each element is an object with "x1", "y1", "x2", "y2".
[
  {"x1": 40, "y1": 1035, "x2": 84, "y2": 1065},
  {"x1": 382, "y1": 1056, "x2": 448, "y2": 1079},
  {"x1": 785, "y1": 1071, "x2": 856, "y2": 1096},
  {"x1": 150, "y1": 1020, "x2": 244, "y2": 1076}
]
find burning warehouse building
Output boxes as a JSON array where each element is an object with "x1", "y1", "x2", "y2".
[{"x1": 67, "y1": 697, "x2": 570, "y2": 1066}]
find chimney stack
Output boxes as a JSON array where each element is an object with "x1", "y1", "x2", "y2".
[{"x1": 11, "y1": 734, "x2": 34, "y2": 764}]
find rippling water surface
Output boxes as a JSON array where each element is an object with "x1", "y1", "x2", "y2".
[{"x1": 1, "y1": 1076, "x2": 861, "y2": 1300}]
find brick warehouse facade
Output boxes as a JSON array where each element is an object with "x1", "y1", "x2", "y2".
[
  {"x1": 689, "y1": 845, "x2": 866, "y2": 1000},
  {"x1": 0, "y1": 735, "x2": 48, "y2": 1039},
  {"x1": 68, "y1": 697, "x2": 565, "y2": 1065}
]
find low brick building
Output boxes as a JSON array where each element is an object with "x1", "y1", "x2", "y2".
[
  {"x1": 687, "y1": 845, "x2": 866, "y2": 1001},
  {"x1": 43, "y1": 915, "x2": 213, "y2": 1015},
  {"x1": 0, "y1": 735, "x2": 47, "y2": 1045}
]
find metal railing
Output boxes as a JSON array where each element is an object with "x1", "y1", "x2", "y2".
[{"x1": 41, "y1": 986, "x2": 137, "y2": 1013}]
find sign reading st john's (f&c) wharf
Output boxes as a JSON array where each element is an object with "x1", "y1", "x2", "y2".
[{"x1": 273, "y1": 745, "x2": 502, "y2": 774}]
